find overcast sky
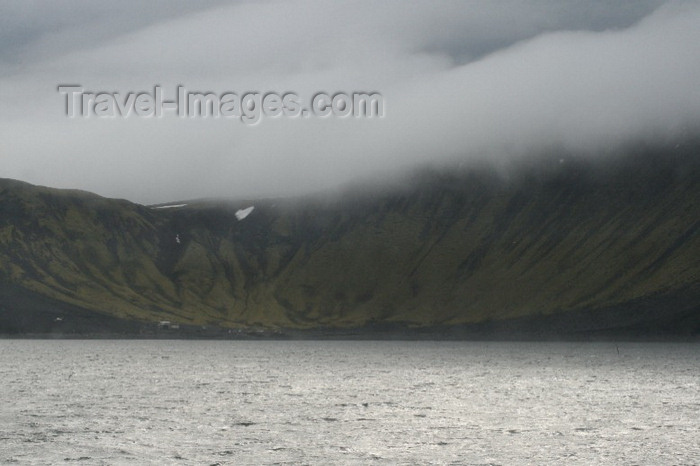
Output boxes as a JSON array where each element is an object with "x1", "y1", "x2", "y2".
[{"x1": 1, "y1": 0, "x2": 699, "y2": 204}]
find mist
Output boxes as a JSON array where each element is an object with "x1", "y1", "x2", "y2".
[{"x1": 0, "y1": 0, "x2": 698, "y2": 204}]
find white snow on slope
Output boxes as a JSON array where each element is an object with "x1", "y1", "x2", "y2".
[
  {"x1": 151, "y1": 203, "x2": 187, "y2": 209},
  {"x1": 235, "y1": 206, "x2": 254, "y2": 220}
]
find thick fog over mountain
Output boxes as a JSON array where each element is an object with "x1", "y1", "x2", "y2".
[{"x1": 0, "y1": 0, "x2": 698, "y2": 203}]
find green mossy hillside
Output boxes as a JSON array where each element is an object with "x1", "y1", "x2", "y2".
[{"x1": 1, "y1": 143, "x2": 698, "y2": 334}]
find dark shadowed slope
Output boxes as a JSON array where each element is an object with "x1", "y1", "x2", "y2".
[{"x1": 1, "y1": 142, "x2": 698, "y2": 337}]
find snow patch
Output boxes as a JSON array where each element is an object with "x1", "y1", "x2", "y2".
[
  {"x1": 235, "y1": 206, "x2": 255, "y2": 220},
  {"x1": 151, "y1": 203, "x2": 187, "y2": 209}
]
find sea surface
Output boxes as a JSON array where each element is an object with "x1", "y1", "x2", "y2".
[{"x1": 0, "y1": 340, "x2": 698, "y2": 465}]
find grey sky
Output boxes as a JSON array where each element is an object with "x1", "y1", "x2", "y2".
[{"x1": 0, "y1": 0, "x2": 698, "y2": 204}]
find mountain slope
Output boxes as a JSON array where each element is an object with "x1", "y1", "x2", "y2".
[{"x1": 1, "y1": 143, "x2": 699, "y2": 336}]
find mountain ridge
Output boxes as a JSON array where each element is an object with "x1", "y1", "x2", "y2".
[{"x1": 1, "y1": 143, "x2": 699, "y2": 337}]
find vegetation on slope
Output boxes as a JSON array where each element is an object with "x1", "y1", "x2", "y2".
[{"x1": 1, "y1": 142, "x2": 698, "y2": 335}]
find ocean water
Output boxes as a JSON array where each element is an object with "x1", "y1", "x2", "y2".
[{"x1": 0, "y1": 340, "x2": 698, "y2": 465}]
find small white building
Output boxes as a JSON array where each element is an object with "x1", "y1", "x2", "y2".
[{"x1": 157, "y1": 321, "x2": 180, "y2": 330}]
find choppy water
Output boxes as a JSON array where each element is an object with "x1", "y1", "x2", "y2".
[{"x1": 0, "y1": 340, "x2": 698, "y2": 465}]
